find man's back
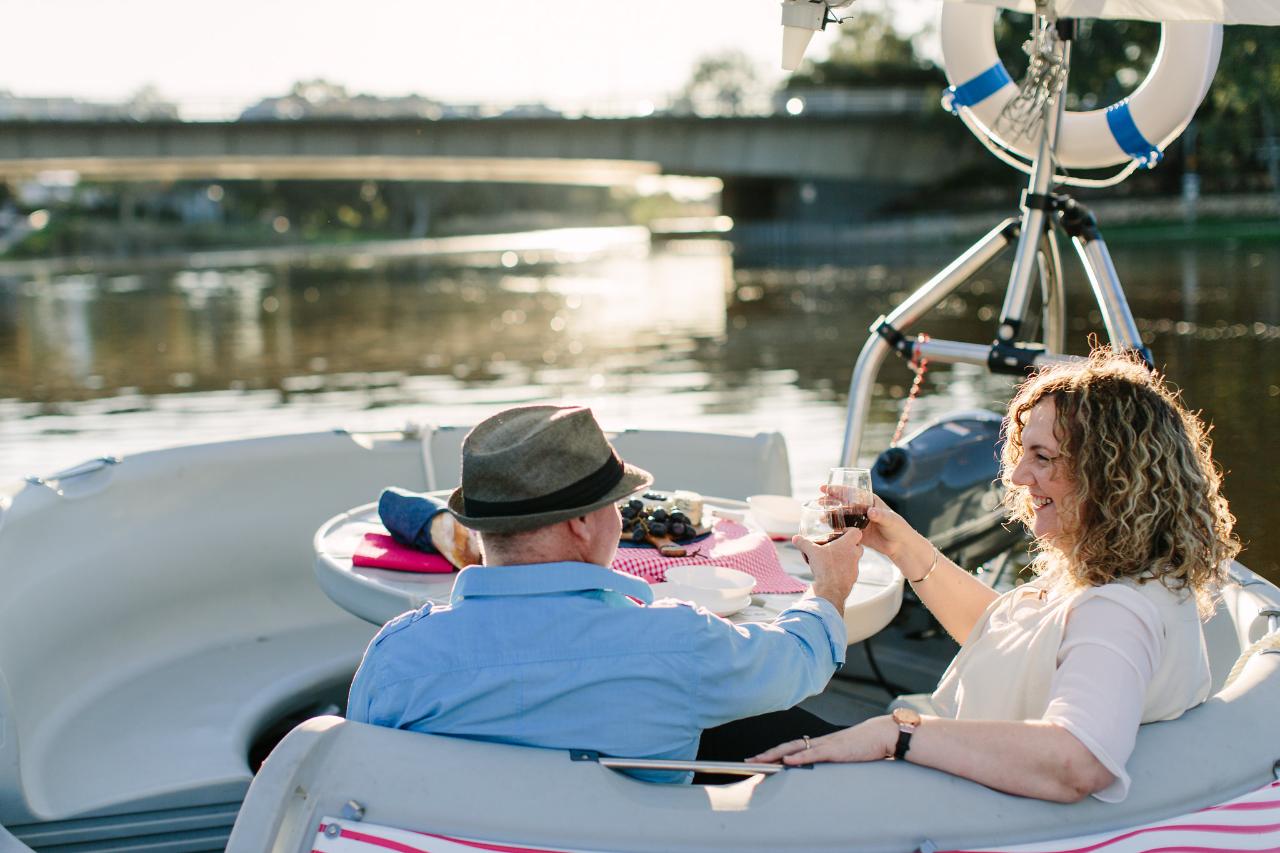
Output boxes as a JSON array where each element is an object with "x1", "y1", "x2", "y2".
[{"x1": 347, "y1": 561, "x2": 845, "y2": 782}]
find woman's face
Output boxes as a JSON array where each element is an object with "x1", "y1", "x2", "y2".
[{"x1": 1009, "y1": 398, "x2": 1076, "y2": 542}]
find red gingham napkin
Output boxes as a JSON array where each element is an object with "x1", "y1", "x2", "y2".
[{"x1": 612, "y1": 520, "x2": 807, "y2": 594}]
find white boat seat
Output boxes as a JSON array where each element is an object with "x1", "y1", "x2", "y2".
[
  {"x1": 420, "y1": 425, "x2": 793, "y2": 500},
  {"x1": 229, "y1": 565, "x2": 1280, "y2": 853},
  {"x1": 0, "y1": 431, "x2": 418, "y2": 829},
  {"x1": 608, "y1": 429, "x2": 792, "y2": 499}
]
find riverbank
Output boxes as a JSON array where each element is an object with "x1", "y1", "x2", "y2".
[
  {"x1": 0, "y1": 225, "x2": 651, "y2": 277},
  {"x1": 724, "y1": 193, "x2": 1280, "y2": 266},
  {"x1": 2, "y1": 193, "x2": 1275, "y2": 276}
]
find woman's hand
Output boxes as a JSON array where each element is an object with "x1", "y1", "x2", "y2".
[
  {"x1": 819, "y1": 489, "x2": 925, "y2": 565},
  {"x1": 750, "y1": 717, "x2": 895, "y2": 766}
]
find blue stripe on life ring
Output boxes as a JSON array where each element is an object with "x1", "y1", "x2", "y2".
[
  {"x1": 1106, "y1": 101, "x2": 1163, "y2": 168},
  {"x1": 943, "y1": 63, "x2": 1013, "y2": 114}
]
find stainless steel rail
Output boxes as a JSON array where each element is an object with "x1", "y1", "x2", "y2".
[
  {"x1": 24, "y1": 456, "x2": 121, "y2": 488},
  {"x1": 571, "y1": 751, "x2": 785, "y2": 776}
]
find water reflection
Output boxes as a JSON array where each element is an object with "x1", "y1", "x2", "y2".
[{"x1": 0, "y1": 236, "x2": 1276, "y2": 582}]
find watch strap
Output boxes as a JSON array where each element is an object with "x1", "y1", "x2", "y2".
[{"x1": 893, "y1": 728, "x2": 913, "y2": 761}]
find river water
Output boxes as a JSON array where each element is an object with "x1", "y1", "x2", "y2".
[{"x1": 1, "y1": 231, "x2": 1276, "y2": 582}]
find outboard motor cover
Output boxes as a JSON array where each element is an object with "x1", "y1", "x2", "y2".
[{"x1": 872, "y1": 410, "x2": 1026, "y2": 568}]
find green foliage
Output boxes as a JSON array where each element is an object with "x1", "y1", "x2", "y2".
[
  {"x1": 1197, "y1": 27, "x2": 1280, "y2": 185},
  {"x1": 786, "y1": 10, "x2": 943, "y2": 87},
  {"x1": 676, "y1": 50, "x2": 771, "y2": 115}
]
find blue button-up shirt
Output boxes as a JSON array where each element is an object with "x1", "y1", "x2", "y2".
[{"x1": 347, "y1": 561, "x2": 846, "y2": 783}]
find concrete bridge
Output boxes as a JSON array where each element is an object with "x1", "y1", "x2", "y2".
[{"x1": 0, "y1": 106, "x2": 980, "y2": 222}]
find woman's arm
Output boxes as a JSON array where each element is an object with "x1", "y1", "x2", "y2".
[
  {"x1": 752, "y1": 716, "x2": 1114, "y2": 803},
  {"x1": 862, "y1": 500, "x2": 998, "y2": 644}
]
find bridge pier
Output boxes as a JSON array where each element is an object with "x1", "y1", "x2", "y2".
[{"x1": 719, "y1": 176, "x2": 904, "y2": 226}]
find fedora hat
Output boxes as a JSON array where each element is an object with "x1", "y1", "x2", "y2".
[{"x1": 448, "y1": 405, "x2": 652, "y2": 533}]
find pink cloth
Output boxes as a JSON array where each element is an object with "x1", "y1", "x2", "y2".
[
  {"x1": 352, "y1": 533, "x2": 456, "y2": 574},
  {"x1": 611, "y1": 520, "x2": 807, "y2": 594}
]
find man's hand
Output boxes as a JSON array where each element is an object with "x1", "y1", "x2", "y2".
[{"x1": 792, "y1": 527, "x2": 862, "y2": 616}]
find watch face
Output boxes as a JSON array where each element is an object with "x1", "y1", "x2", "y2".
[{"x1": 892, "y1": 707, "x2": 921, "y2": 728}]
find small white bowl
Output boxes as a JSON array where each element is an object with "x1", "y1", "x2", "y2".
[
  {"x1": 664, "y1": 565, "x2": 757, "y2": 599},
  {"x1": 746, "y1": 494, "x2": 802, "y2": 537},
  {"x1": 651, "y1": 582, "x2": 752, "y2": 617}
]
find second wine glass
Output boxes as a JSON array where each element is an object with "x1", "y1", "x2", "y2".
[{"x1": 798, "y1": 498, "x2": 847, "y2": 545}]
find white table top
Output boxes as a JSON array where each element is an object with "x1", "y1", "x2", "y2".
[{"x1": 314, "y1": 497, "x2": 904, "y2": 645}]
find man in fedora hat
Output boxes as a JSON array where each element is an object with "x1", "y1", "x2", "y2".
[{"x1": 347, "y1": 405, "x2": 861, "y2": 782}]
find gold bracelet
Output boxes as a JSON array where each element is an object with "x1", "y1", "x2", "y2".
[{"x1": 911, "y1": 548, "x2": 940, "y2": 584}]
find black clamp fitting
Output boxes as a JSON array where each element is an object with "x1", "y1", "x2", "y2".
[
  {"x1": 1020, "y1": 191, "x2": 1058, "y2": 213},
  {"x1": 987, "y1": 340, "x2": 1047, "y2": 375},
  {"x1": 872, "y1": 316, "x2": 916, "y2": 361},
  {"x1": 1055, "y1": 197, "x2": 1102, "y2": 241}
]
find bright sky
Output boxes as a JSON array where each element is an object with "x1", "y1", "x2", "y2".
[{"x1": 0, "y1": 0, "x2": 937, "y2": 115}]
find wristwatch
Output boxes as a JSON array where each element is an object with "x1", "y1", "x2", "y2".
[{"x1": 891, "y1": 707, "x2": 921, "y2": 760}]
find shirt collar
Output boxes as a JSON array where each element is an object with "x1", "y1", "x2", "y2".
[{"x1": 450, "y1": 561, "x2": 654, "y2": 605}]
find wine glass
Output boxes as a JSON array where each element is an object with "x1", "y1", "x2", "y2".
[
  {"x1": 798, "y1": 498, "x2": 846, "y2": 545},
  {"x1": 826, "y1": 467, "x2": 873, "y2": 530}
]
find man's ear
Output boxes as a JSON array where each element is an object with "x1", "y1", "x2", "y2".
[{"x1": 564, "y1": 514, "x2": 592, "y2": 544}]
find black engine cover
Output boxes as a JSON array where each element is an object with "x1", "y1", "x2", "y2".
[{"x1": 871, "y1": 410, "x2": 1027, "y2": 568}]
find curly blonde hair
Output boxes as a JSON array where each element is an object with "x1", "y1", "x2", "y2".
[{"x1": 1001, "y1": 348, "x2": 1239, "y2": 614}]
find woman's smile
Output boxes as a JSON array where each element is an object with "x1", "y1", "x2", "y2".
[{"x1": 1010, "y1": 399, "x2": 1074, "y2": 541}]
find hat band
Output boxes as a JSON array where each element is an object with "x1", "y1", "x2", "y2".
[{"x1": 463, "y1": 452, "x2": 626, "y2": 519}]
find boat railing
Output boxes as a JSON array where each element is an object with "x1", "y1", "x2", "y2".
[
  {"x1": 838, "y1": 17, "x2": 1151, "y2": 466},
  {"x1": 569, "y1": 750, "x2": 785, "y2": 777},
  {"x1": 22, "y1": 455, "x2": 120, "y2": 491}
]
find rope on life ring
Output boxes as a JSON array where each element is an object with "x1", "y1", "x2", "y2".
[{"x1": 939, "y1": 3, "x2": 1222, "y2": 172}]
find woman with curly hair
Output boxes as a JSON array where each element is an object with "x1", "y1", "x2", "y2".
[{"x1": 754, "y1": 349, "x2": 1240, "y2": 802}]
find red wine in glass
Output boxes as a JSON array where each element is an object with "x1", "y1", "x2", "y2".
[{"x1": 840, "y1": 505, "x2": 869, "y2": 529}]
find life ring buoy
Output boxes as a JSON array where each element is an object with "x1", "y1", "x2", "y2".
[{"x1": 940, "y1": 3, "x2": 1222, "y2": 170}]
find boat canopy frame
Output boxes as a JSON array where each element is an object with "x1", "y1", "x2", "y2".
[{"x1": 840, "y1": 12, "x2": 1152, "y2": 465}]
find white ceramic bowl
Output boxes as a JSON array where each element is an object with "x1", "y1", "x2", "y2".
[
  {"x1": 746, "y1": 494, "x2": 802, "y2": 537},
  {"x1": 664, "y1": 565, "x2": 757, "y2": 600},
  {"x1": 650, "y1": 582, "x2": 752, "y2": 617}
]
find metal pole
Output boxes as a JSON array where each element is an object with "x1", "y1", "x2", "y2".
[
  {"x1": 840, "y1": 219, "x2": 1019, "y2": 465},
  {"x1": 1072, "y1": 235, "x2": 1144, "y2": 350},
  {"x1": 911, "y1": 339, "x2": 1080, "y2": 368},
  {"x1": 1040, "y1": 229, "x2": 1066, "y2": 354},
  {"x1": 997, "y1": 30, "x2": 1071, "y2": 344}
]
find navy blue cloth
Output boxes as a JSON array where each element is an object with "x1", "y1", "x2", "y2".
[{"x1": 378, "y1": 487, "x2": 449, "y2": 553}]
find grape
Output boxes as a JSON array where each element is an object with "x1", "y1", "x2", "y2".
[
  {"x1": 651, "y1": 509, "x2": 668, "y2": 522},
  {"x1": 631, "y1": 527, "x2": 647, "y2": 542},
  {"x1": 670, "y1": 512, "x2": 688, "y2": 524},
  {"x1": 649, "y1": 522, "x2": 667, "y2": 537},
  {"x1": 620, "y1": 505, "x2": 637, "y2": 519},
  {"x1": 669, "y1": 522, "x2": 686, "y2": 536},
  {"x1": 628, "y1": 499, "x2": 644, "y2": 511}
]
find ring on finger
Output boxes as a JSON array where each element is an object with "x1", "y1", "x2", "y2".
[{"x1": 802, "y1": 735, "x2": 812, "y2": 751}]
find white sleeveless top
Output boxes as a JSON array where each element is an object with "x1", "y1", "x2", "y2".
[{"x1": 931, "y1": 577, "x2": 1211, "y2": 801}]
